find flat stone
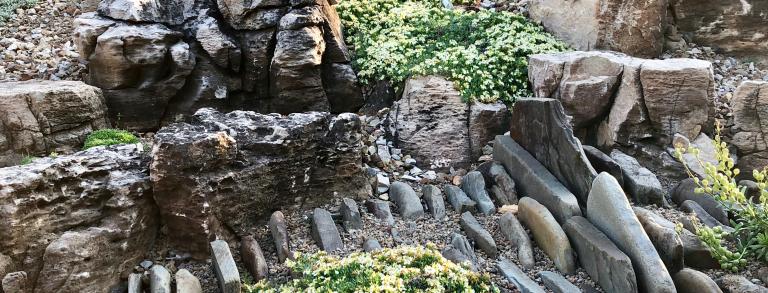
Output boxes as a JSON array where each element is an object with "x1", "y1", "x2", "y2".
[
  {"x1": 149, "y1": 265, "x2": 171, "y2": 293},
  {"x1": 674, "y1": 268, "x2": 722, "y2": 293},
  {"x1": 444, "y1": 185, "x2": 477, "y2": 214},
  {"x1": 389, "y1": 182, "x2": 424, "y2": 220},
  {"x1": 128, "y1": 273, "x2": 142, "y2": 293},
  {"x1": 366, "y1": 200, "x2": 395, "y2": 226},
  {"x1": 716, "y1": 275, "x2": 768, "y2": 293},
  {"x1": 563, "y1": 216, "x2": 637, "y2": 293},
  {"x1": 610, "y1": 149, "x2": 667, "y2": 206},
  {"x1": 311, "y1": 208, "x2": 344, "y2": 251},
  {"x1": 175, "y1": 269, "x2": 203, "y2": 293},
  {"x1": 340, "y1": 198, "x2": 363, "y2": 231},
  {"x1": 460, "y1": 171, "x2": 496, "y2": 215},
  {"x1": 487, "y1": 162, "x2": 518, "y2": 205},
  {"x1": 2, "y1": 271, "x2": 29, "y2": 293},
  {"x1": 422, "y1": 185, "x2": 446, "y2": 219},
  {"x1": 493, "y1": 135, "x2": 582, "y2": 223},
  {"x1": 269, "y1": 211, "x2": 292, "y2": 262},
  {"x1": 586, "y1": 172, "x2": 675, "y2": 293},
  {"x1": 241, "y1": 236, "x2": 268, "y2": 281},
  {"x1": 459, "y1": 212, "x2": 497, "y2": 258},
  {"x1": 497, "y1": 258, "x2": 546, "y2": 293},
  {"x1": 363, "y1": 239, "x2": 382, "y2": 252},
  {"x1": 680, "y1": 200, "x2": 732, "y2": 231},
  {"x1": 583, "y1": 145, "x2": 624, "y2": 187},
  {"x1": 450, "y1": 233, "x2": 478, "y2": 263},
  {"x1": 539, "y1": 271, "x2": 580, "y2": 293},
  {"x1": 672, "y1": 178, "x2": 729, "y2": 225},
  {"x1": 634, "y1": 207, "x2": 684, "y2": 273},
  {"x1": 210, "y1": 240, "x2": 241, "y2": 293},
  {"x1": 499, "y1": 212, "x2": 535, "y2": 268},
  {"x1": 518, "y1": 197, "x2": 576, "y2": 274},
  {"x1": 509, "y1": 98, "x2": 598, "y2": 203}
]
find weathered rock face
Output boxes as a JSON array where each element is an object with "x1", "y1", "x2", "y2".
[
  {"x1": 671, "y1": 0, "x2": 768, "y2": 65},
  {"x1": 0, "y1": 81, "x2": 109, "y2": 167},
  {"x1": 528, "y1": 0, "x2": 667, "y2": 58},
  {"x1": 151, "y1": 108, "x2": 369, "y2": 258},
  {"x1": 0, "y1": 145, "x2": 157, "y2": 292},
  {"x1": 731, "y1": 81, "x2": 768, "y2": 176},
  {"x1": 509, "y1": 98, "x2": 597, "y2": 203},
  {"x1": 75, "y1": 0, "x2": 363, "y2": 131}
]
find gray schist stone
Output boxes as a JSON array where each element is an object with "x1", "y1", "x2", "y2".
[
  {"x1": 341, "y1": 198, "x2": 363, "y2": 231},
  {"x1": 210, "y1": 240, "x2": 241, "y2": 293},
  {"x1": 539, "y1": 271, "x2": 580, "y2": 293},
  {"x1": 422, "y1": 185, "x2": 446, "y2": 219},
  {"x1": 610, "y1": 149, "x2": 667, "y2": 206},
  {"x1": 441, "y1": 247, "x2": 476, "y2": 271},
  {"x1": 444, "y1": 185, "x2": 477, "y2": 213},
  {"x1": 680, "y1": 200, "x2": 733, "y2": 232},
  {"x1": 128, "y1": 273, "x2": 142, "y2": 293},
  {"x1": 493, "y1": 135, "x2": 582, "y2": 224},
  {"x1": 673, "y1": 178, "x2": 729, "y2": 225},
  {"x1": 311, "y1": 208, "x2": 344, "y2": 251},
  {"x1": 269, "y1": 211, "x2": 292, "y2": 262},
  {"x1": 149, "y1": 265, "x2": 171, "y2": 293},
  {"x1": 634, "y1": 207, "x2": 684, "y2": 273},
  {"x1": 508, "y1": 98, "x2": 598, "y2": 204},
  {"x1": 673, "y1": 268, "x2": 722, "y2": 293},
  {"x1": 587, "y1": 173, "x2": 675, "y2": 293},
  {"x1": 175, "y1": 269, "x2": 203, "y2": 293},
  {"x1": 563, "y1": 216, "x2": 637, "y2": 293},
  {"x1": 518, "y1": 197, "x2": 576, "y2": 274},
  {"x1": 241, "y1": 235, "x2": 269, "y2": 281},
  {"x1": 389, "y1": 182, "x2": 424, "y2": 219},
  {"x1": 488, "y1": 162, "x2": 518, "y2": 205},
  {"x1": 497, "y1": 258, "x2": 546, "y2": 293},
  {"x1": 717, "y1": 275, "x2": 768, "y2": 293},
  {"x1": 459, "y1": 212, "x2": 497, "y2": 258},
  {"x1": 450, "y1": 233, "x2": 478, "y2": 262},
  {"x1": 363, "y1": 239, "x2": 382, "y2": 252},
  {"x1": 2, "y1": 271, "x2": 29, "y2": 293},
  {"x1": 461, "y1": 171, "x2": 496, "y2": 215},
  {"x1": 583, "y1": 145, "x2": 624, "y2": 187},
  {"x1": 499, "y1": 212, "x2": 535, "y2": 268},
  {"x1": 366, "y1": 199, "x2": 395, "y2": 225}
]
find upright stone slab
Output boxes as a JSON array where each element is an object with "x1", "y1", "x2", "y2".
[
  {"x1": 673, "y1": 268, "x2": 722, "y2": 293},
  {"x1": 149, "y1": 265, "x2": 171, "y2": 293},
  {"x1": 460, "y1": 171, "x2": 496, "y2": 215},
  {"x1": 241, "y1": 236, "x2": 269, "y2": 281},
  {"x1": 175, "y1": 269, "x2": 203, "y2": 293},
  {"x1": 518, "y1": 197, "x2": 576, "y2": 274},
  {"x1": 459, "y1": 212, "x2": 497, "y2": 258},
  {"x1": 582, "y1": 145, "x2": 624, "y2": 187},
  {"x1": 311, "y1": 208, "x2": 344, "y2": 251},
  {"x1": 610, "y1": 149, "x2": 666, "y2": 206},
  {"x1": 539, "y1": 271, "x2": 580, "y2": 293},
  {"x1": 210, "y1": 240, "x2": 241, "y2": 293},
  {"x1": 731, "y1": 81, "x2": 768, "y2": 177},
  {"x1": 422, "y1": 185, "x2": 446, "y2": 219},
  {"x1": 388, "y1": 182, "x2": 425, "y2": 220},
  {"x1": 497, "y1": 258, "x2": 546, "y2": 293},
  {"x1": 340, "y1": 198, "x2": 363, "y2": 231},
  {"x1": 672, "y1": 178, "x2": 728, "y2": 225},
  {"x1": 493, "y1": 135, "x2": 582, "y2": 223},
  {"x1": 486, "y1": 162, "x2": 518, "y2": 205},
  {"x1": 366, "y1": 200, "x2": 395, "y2": 226},
  {"x1": 128, "y1": 273, "x2": 142, "y2": 293},
  {"x1": 509, "y1": 98, "x2": 598, "y2": 204},
  {"x1": 586, "y1": 173, "x2": 675, "y2": 293},
  {"x1": 634, "y1": 207, "x2": 684, "y2": 273},
  {"x1": 499, "y1": 212, "x2": 535, "y2": 268},
  {"x1": 269, "y1": 211, "x2": 292, "y2": 262},
  {"x1": 444, "y1": 185, "x2": 477, "y2": 214},
  {"x1": 563, "y1": 216, "x2": 637, "y2": 293}
]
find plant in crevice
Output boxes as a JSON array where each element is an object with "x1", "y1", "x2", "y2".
[{"x1": 83, "y1": 129, "x2": 140, "y2": 150}]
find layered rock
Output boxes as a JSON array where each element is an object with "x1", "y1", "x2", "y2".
[
  {"x1": 527, "y1": 0, "x2": 667, "y2": 58},
  {"x1": 75, "y1": 0, "x2": 363, "y2": 131},
  {"x1": 0, "y1": 81, "x2": 109, "y2": 167},
  {"x1": 731, "y1": 81, "x2": 768, "y2": 176},
  {"x1": 0, "y1": 145, "x2": 157, "y2": 292},
  {"x1": 150, "y1": 109, "x2": 369, "y2": 258}
]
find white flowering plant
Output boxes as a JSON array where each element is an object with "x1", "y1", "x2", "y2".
[
  {"x1": 336, "y1": 0, "x2": 568, "y2": 103},
  {"x1": 245, "y1": 244, "x2": 499, "y2": 292}
]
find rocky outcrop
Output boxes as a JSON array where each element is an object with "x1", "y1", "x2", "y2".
[
  {"x1": 150, "y1": 109, "x2": 369, "y2": 258},
  {"x1": 731, "y1": 81, "x2": 768, "y2": 176},
  {"x1": 671, "y1": 0, "x2": 768, "y2": 65},
  {"x1": 527, "y1": 0, "x2": 667, "y2": 58},
  {"x1": 0, "y1": 144, "x2": 157, "y2": 292},
  {"x1": 75, "y1": 0, "x2": 363, "y2": 131},
  {"x1": 0, "y1": 80, "x2": 109, "y2": 167}
]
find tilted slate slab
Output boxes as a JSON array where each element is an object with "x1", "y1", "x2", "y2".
[{"x1": 210, "y1": 240, "x2": 241, "y2": 293}]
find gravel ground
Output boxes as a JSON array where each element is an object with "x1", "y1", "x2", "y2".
[{"x1": 0, "y1": 0, "x2": 85, "y2": 81}]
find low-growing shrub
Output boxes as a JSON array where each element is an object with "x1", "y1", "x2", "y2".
[
  {"x1": 245, "y1": 244, "x2": 499, "y2": 292},
  {"x1": 675, "y1": 121, "x2": 768, "y2": 271},
  {"x1": 336, "y1": 0, "x2": 568, "y2": 103},
  {"x1": 83, "y1": 129, "x2": 140, "y2": 150}
]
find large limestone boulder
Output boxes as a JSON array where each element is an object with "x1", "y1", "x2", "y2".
[
  {"x1": 151, "y1": 109, "x2": 370, "y2": 258},
  {"x1": 672, "y1": 0, "x2": 768, "y2": 65},
  {"x1": 731, "y1": 81, "x2": 768, "y2": 176},
  {"x1": 528, "y1": 0, "x2": 667, "y2": 58},
  {"x1": 0, "y1": 80, "x2": 109, "y2": 167},
  {"x1": 75, "y1": 0, "x2": 363, "y2": 131},
  {"x1": 0, "y1": 144, "x2": 157, "y2": 292},
  {"x1": 509, "y1": 98, "x2": 597, "y2": 203}
]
